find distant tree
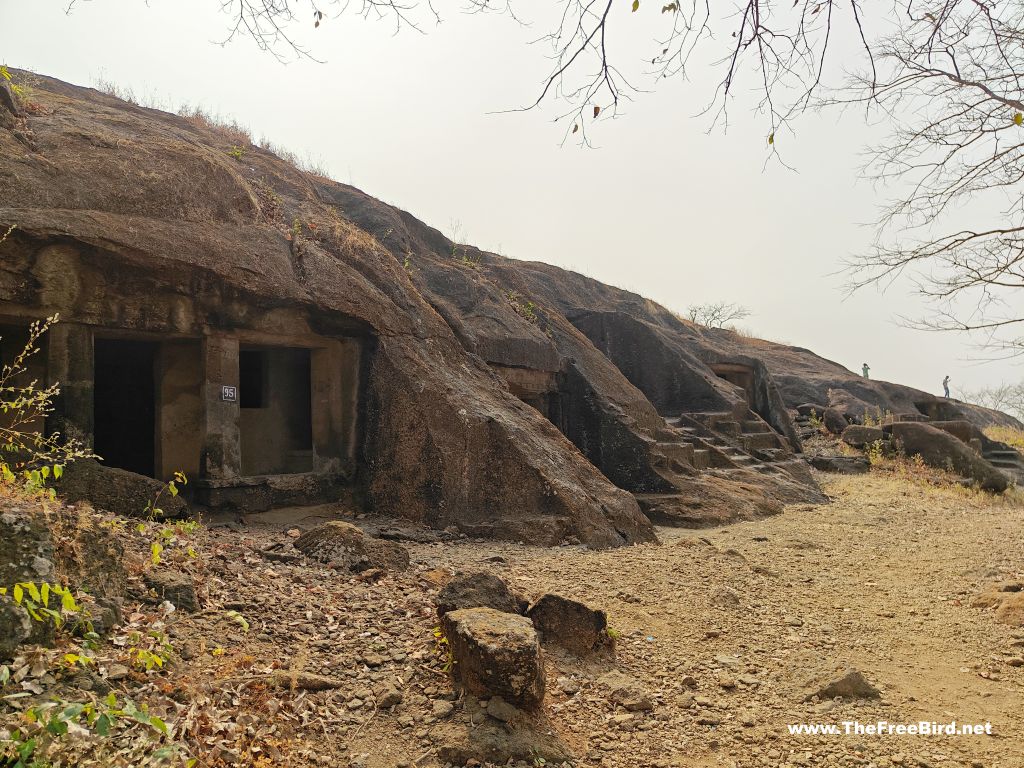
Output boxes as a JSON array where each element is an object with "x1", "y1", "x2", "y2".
[
  {"x1": 69, "y1": 1, "x2": 1024, "y2": 354},
  {"x1": 686, "y1": 302, "x2": 752, "y2": 330},
  {"x1": 960, "y1": 383, "x2": 1024, "y2": 422}
]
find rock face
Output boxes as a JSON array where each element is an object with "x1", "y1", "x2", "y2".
[
  {"x1": 293, "y1": 521, "x2": 410, "y2": 572},
  {"x1": 526, "y1": 593, "x2": 609, "y2": 656},
  {"x1": 434, "y1": 571, "x2": 525, "y2": 618},
  {"x1": 0, "y1": 507, "x2": 54, "y2": 658},
  {"x1": 0, "y1": 497, "x2": 127, "y2": 659},
  {"x1": 441, "y1": 607, "x2": 545, "y2": 710},
  {"x1": 3, "y1": 71, "x2": 1018, "y2": 549},
  {"x1": 890, "y1": 423, "x2": 1008, "y2": 492}
]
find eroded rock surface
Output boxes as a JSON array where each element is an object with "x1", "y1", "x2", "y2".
[
  {"x1": 527, "y1": 593, "x2": 609, "y2": 657},
  {"x1": 891, "y1": 422, "x2": 1008, "y2": 492},
  {"x1": 441, "y1": 607, "x2": 545, "y2": 710},
  {"x1": 293, "y1": 521, "x2": 410, "y2": 573},
  {"x1": 434, "y1": 570, "x2": 525, "y2": 618}
]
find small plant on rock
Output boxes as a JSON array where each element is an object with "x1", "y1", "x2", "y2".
[
  {"x1": 0, "y1": 315, "x2": 94, "y2": 497},
  {"x1": 807, "y1": 409, "x2": 824, "y2": 432}
]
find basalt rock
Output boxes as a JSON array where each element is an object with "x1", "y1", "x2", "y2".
[
  {"x1": 0, "y1": 497, "x2": 127, "y2": 659},
  {"x1": 890, "y1": 422, "x2": 1008, "y2": 492},
  {"x1": 293, "y1": 521, "x2": 410, "y2": 573},
  {"x1": 807, "y1": 455, "x2": 870, "y2": 475},
  {"x1": 441, "y1": 607, "x2": 545, "y2": 710},
  {"x1": 434, "y1": 570, "x2": 526, "y2": 619},
  {"x1": 822, "y1": 407, "x2": 849, "y2": 436},
  {"x1": 3, "y1": 71, "x2": 1019, "y2": 553},
  {"x1": 58, "y1": 460, "x2": 188, "y2": 520},
  {"x1": 841, "y1": 425, "x2": 885, "y2": 448},
  {"x1": 526, "y1": 593, "x2": 609, "y2": 656}
]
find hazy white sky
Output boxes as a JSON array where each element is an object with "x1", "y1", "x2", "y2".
[{"x1": 3, "y1": 0, "x2": 1021, "y2": 395}]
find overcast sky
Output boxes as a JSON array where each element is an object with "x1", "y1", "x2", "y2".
[{"x1": 3, "y1": 0, "x2": 1022, "y2": 396}]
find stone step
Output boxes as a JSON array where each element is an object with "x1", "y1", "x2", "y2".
[
  {"x1": 655, "y1": 441, "x2": 695, "y2": 464},
  {"x1": 988, "y1": 458, "x2": 1024, "y2": 469},
  {"x1": 691, "y1": 449, "x2": 711, "y2": 470},
  {"x1": 742, "y1": 432, "x2": 779, "y2": 450},
  {"x1": 714, "y1": 420, "x2": 742, "y2": 436},
  {"x1": 986, "y1": 450, "x2": 1022, "y2": 459}
]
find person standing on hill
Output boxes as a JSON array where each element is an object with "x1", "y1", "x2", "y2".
[
  {"x1": 943, "y1": 375, "x2": 950, "y2": 398},
  {"x1": 862, "y1": 363, "x2": 870, "y2": 379}
]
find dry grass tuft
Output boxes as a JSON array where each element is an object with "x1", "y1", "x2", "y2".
[
  {"x1": 177, "y1": 104, "x2": 252, "y2": 147},
  {"x1": 985, "y1": 425, "x2": 1024, "y2": 451}
]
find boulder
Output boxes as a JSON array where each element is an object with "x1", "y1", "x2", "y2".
[
  {"x1": 822, "y1": 407, "x2": 849, "y2": 435},
  {"x1": 293, "y1": 521, "x2": 410, "y2": 573},
  {"x1": 891, "y1": 422, "x2": 1008, "y2": 492},
  {"x1": 841, "y1": 425, "x2": 884, "y2": 449},
  {"x1": 435, "y1": 570, "x2": 525, "y2": 619},
  {"x1": 526, "y1": 593, "x2": 609, "y2": 656},
  {"x1": 1, "y1": 500, "x2": 127, "y2": 658},
  {"x1": 0, "y1": 507, "x2": 52, "y2": 658},
  {"x1": 441, "y1": 607, "x2": 545, "y2": 710},
  {"x1": 804, "y1": 667, "x2": 880, "y2": 701},
  {"x1": 995, "y1": 593, "x2": 1024, "y2": 626},
  {"x1": 58, "y1": 460, "x2": 188, "y2": 519}
]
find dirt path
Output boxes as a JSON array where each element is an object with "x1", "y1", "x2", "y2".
[{"x1": 172, "y1": 471, "x2": 1024, "y2": 768}]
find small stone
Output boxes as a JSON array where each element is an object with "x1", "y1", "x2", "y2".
[
  {"x1": 709, "y1": 586, "x2": 741, "y2": 607},
  {"x1": 804, "y1": 667, "x2": 880, "y2": 701},
  {"x1": 106, "y1": 664, "x2": 130, "y2": 681},
  {"x1": 377, "y1": 684, "x2": 403, "y2": 707},
  {"x1": 557, "y1": 676, "x2": 581, "y2": 695},
  {"x1": 485, "y1": 695, "x2": 520, "y2": 722},
  {"x1": 718, "y1": 674, "x2": 736, "y2": 689},
  {"x1": 597, "y1": 671, "x2": 654, "y2": 712},
  {"x1": 431, "y1": 700, "x2": 454, "y2": 718}
]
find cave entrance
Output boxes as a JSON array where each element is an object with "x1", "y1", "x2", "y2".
[
  {"x1": 94, "y1": 338, "x2": 158, "y2": 477},
  {"x1": 710, "y1": 363, "x2": 755, "y2": 407},
  {"x1": 0, "y1": 323, "x2": 48, "y2": 462},
  {"x1": 239, "y1": 346, "x2": 314, "y2": 476}
]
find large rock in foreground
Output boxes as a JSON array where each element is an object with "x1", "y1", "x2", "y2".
[
  {"x1": 57, "y1": 460, "x2": 188, "y2": 519},
  {"x1": 890, "y1": 423, "x2": 1008, "y2": 492},
  {"x1": 527, "y1": 593, "x2": 609, "y2": 656},
  {"x1": 442, "y1": 607, "x2": 545, "y2": 710},
  {"x1": 1, "y1": 498, "x2": 127, "y2": 659}
]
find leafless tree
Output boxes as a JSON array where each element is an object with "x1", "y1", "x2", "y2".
[
  {"x1": 70, "y1": 1, "x2": 1024, "y2": 354},
  {"x1": 686, "y1": 302, "x2": 752, "y2": 329},
  {"x1": 960, "y1": 382, "x2": 1024, "y2": 421}
]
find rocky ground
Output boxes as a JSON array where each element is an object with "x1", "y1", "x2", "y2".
[{"x1": 3, "y1": 463, "x2": 1024, "y2": 768}]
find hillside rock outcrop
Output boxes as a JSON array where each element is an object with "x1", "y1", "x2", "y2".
[{"x1": 2, "y1": 71, "x2": 1016, "y2": 548}]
